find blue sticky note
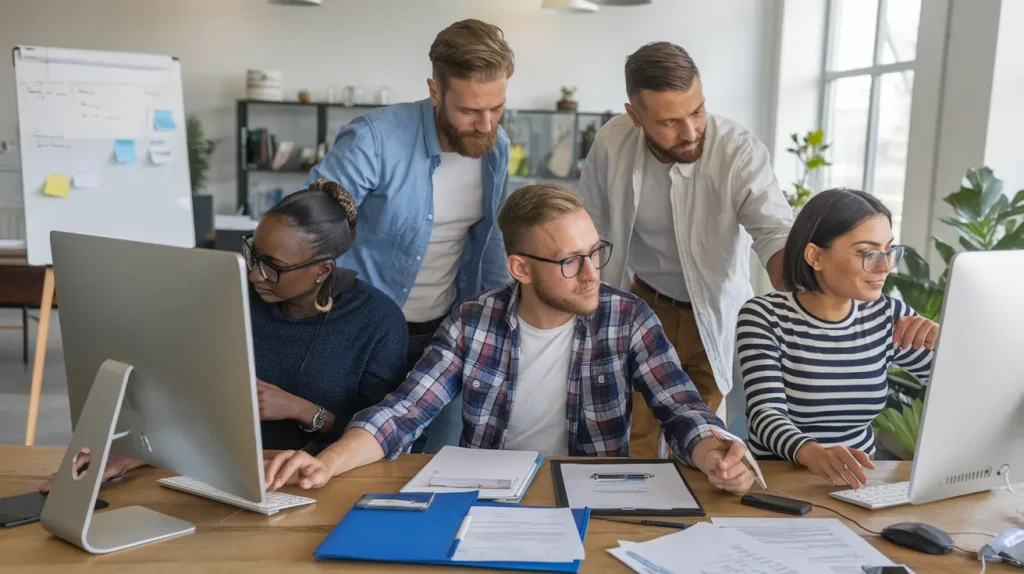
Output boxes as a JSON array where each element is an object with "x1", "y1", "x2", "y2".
[
  {"x1": 153, "y1": 109, "x2": 176, "y2": 131},
  {"x1": 114, "y1": 139, "x2": 136, "y2": 164}
]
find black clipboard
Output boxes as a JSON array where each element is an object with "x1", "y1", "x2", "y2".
[{"x1": 550, "y1": 459, "x2": 706, "y2": 517}]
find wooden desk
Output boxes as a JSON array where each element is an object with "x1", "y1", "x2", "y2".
[{"x1": 0, "y1": 446, "x2": 1015, "y2": 573}]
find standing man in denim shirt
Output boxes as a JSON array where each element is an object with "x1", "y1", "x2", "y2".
[{"x1": 303, "y1": 19, "x2": 514, "y2": 384}]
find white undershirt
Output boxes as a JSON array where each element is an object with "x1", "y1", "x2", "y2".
[
  {"x1": 403, "y1": 152, "x2": 483, "y2": 322},
  {"x1": 627, "y1": 148, "x2": 690, "y2": 302},
  {"x1": 502, "y1": 316, "x2": 574, "y2": 457}
]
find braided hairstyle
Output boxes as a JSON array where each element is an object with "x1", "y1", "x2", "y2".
[{"x1": 265, "y1": 178, "x2": 357, "y2": 312}]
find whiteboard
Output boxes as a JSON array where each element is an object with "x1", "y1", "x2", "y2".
[{"x1": 14, "y1": 45, "x2": 194, "y2": 266}]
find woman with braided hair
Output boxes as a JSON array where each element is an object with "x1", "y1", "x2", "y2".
[
  {"x1": 243, "y1": 178, "x2": 408, "y2": 452},
  {"x1": 40, "y1": 179, "x2": 409, "y2": 489}
]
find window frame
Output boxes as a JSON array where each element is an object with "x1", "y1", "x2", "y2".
[{"x1": 820, "y1": 0, "x2": 916, "y2": 194}]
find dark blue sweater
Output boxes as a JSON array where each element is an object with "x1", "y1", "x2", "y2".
[{"x1": 250, "y1": 269, "x2": 408, "y2": 452}]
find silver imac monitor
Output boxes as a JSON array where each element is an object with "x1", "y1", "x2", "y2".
[
  {"x1": 41, "y1": 231, "x2": 263, "y2": 553},
  {"x1": 910, "y1": 250, "x2": 1024, "y2": 505}
]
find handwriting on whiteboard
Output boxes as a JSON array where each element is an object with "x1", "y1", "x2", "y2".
[{"x1": 17, "y1": 81, "x2": 154, "y2": 140}]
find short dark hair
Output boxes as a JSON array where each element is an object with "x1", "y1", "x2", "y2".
[
  {"x1": 625, "y1": 42, "x2": 700, "y2": 102},
  {"x1": 265, "y1": 178, "x2": 357, "y2": 259},
  {"x1": 783, "y1": 188, "x2": 892, "y2": 292},
  {"x1": 429, "y1": 19, "x2": 515, "y2": 90}
]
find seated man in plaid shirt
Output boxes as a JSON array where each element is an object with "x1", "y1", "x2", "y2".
[{"x1": 265, "y1": 184, "x2": 755, "y2": 496}]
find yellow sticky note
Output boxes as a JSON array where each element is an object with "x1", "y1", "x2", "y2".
[{"x1": 43, "y1": 174, "x2": 71, "y2": 199}]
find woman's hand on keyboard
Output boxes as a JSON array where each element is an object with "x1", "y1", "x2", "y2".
[
  {"x1": 39, "y1": 450, "x2": 145, "y2": 493},
  {"x1": 796, "y1": 443, "x2": 875, "y2": 489}
]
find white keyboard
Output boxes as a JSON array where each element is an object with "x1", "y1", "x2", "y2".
[
  {"x1": 829, "y1": 481, "x2": 910, "y2": 510},
  {"x1": 157, "y1": 475, "x2": 316, "y2": 515}
]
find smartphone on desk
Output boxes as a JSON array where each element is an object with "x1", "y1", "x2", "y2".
[
  {"x1": 0, "y1": 492, "x2": 109, "y2": 528},
  {"x1": 740, "y1": 492, "x2": 812, "y2": 516}
]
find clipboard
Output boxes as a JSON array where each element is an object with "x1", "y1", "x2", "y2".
[{"x1": 551, "y1": 459, "x2": 706, "y2": 517}]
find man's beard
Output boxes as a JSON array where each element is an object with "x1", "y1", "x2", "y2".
[
  {"x1": 646, "y1": 131, "x2": 705, "y2": 164},
  {"x1": 534, "y1": 280, "x2": 601, "y2": 316},
  {"x1": 437, "y1": 103, "x2": 498, "y2": 159}
]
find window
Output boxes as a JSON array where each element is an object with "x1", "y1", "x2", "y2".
[{"x1": 822, "y1": 0, "x2": 921, "y2": 240}]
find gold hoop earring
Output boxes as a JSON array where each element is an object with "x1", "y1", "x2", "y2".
[{"x1": 314, "y1": 274, "x2": 333, "y2": 313}]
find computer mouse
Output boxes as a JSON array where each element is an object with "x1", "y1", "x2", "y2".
[{"x1": 881, "y1": 522, "x2": 955, "y2": 555}]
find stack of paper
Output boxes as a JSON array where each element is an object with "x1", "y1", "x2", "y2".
[
  {"x1": 401, "y1": 446, "x2": 541, "y2": 501},
  {"x1": 608, "y1": 522, "x2": 821, "y2": 574}
]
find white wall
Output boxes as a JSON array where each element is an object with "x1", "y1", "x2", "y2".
[
  {"x1": 984, "y1": 0, "x2": 1024, "y2": 194},
  {"x1": 0, "y1": 0, "x2": 780, "y2": 215},
  {"x1": 901, "y1": 0, "x2": 1020, "y2": 267}
]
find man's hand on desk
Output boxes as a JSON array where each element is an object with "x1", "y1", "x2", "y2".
[
  {"x1": 39, "y1": 451, "x2": 145, "y2": 493},
  {"x1": 265, "y1": 450, "x2": 331, "y2": 491},
  {"x1": 692, "y1": 436, "x2": 755, "y2": 495},
  {"x1": 265, "y1": 427, "x2": 386, "y2": 491}
]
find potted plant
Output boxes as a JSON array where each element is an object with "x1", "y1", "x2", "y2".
[
  {"x1": 784, "y1": 130, "x2": 830, "y2": 211},
  {"x1": 874, "y1": 167, "x2": 1024, "y2": 458},
  {"x1": 186, "y1": 115, "x2": 218, "y2": 247},
  {"x1": 556, "y1": 86, "x2": 578, "y2": 111}
]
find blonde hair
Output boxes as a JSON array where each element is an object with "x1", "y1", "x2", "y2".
[
  {"x1": 497, "y1": 184, "x2": 584, "y2": 254},
  {"x1": 429, "y1": 19, "x2": 515, "y2": 89}
]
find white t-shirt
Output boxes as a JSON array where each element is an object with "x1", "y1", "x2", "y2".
[
  {"x1": 627, "y1": 147, "x2": 690, "y2": 301},
  {"x1": 403, "y1": 152, "x2": 483, "y2": 322},
  {"x1": 502, "y1": 316, "x2": 575, "y2": 457}
]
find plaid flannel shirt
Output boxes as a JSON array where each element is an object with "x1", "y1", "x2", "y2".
[{"x1": 347, "y1": 283, "x2": 725, "y2": 465}]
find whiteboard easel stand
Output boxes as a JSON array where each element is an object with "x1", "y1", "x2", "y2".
[{"x1": 24, "y1": 266, "x2": 54, "y2": 446}]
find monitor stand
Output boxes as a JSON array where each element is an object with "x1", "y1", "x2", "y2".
[{"x1": 40, "y1": 359, "x2": 195, "y2": 554}]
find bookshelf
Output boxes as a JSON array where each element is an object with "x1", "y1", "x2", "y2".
[
  {"x1": 235, "y1": 100, "x2": 615, "y2": 215},
  {"x1": 235, "y1": 99, "x2": 380, "y2": 215}
]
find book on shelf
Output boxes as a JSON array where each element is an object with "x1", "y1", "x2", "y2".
[{"x1": 243, "y1": 129, "x2": 311, "y2": 172}]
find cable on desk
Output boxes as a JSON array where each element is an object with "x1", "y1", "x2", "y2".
[{"x1": 773, "y1": 488, "x2": 994, "y2": 559}]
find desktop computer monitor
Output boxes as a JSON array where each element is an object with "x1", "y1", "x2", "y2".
[
  {"x1": 41, "y1": 231, "x2": 263, "y2": 553},
  {"x1": 909, "y1": 249, "x2": 1024, "y2": 505}
]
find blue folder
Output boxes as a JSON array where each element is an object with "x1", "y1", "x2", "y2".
[{"x1": 313, "y1": 491, "x2": 590, "y2": 573}]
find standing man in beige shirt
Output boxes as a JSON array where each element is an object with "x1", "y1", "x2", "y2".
[{"x1": 578, "y1": 42, "x2": 793, "y2": 457}]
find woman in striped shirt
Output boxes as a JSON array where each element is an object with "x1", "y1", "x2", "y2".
[{"x1": 738, "y1": 188, "x2": 938, "y2": 489}]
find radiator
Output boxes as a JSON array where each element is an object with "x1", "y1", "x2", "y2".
[{"x1": 0, "y1": 205, "x2": 25, "y2": 240}]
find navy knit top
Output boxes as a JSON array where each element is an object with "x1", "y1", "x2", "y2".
[{"x1": 250, "y1": 269, "x2": 408, "y2": 452}]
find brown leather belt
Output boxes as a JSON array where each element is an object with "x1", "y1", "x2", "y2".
[{"x1": 634, "y1": 276, "x2": 693, "y2": 310}]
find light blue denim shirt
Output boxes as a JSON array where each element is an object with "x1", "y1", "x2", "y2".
[{"x1": 303, "y1": 98, "x2": 512, "y2": 313}]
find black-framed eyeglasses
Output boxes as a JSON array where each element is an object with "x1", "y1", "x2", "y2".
[
  {"x1": 241, "y1": 234, "x2": 331, "y2": 284},
  {"x1": 842, "y1": 244, "x2": 906, "y2": 272},
  {"x1": 514, "y1": 241, "x2": 613, "y2": 278}
]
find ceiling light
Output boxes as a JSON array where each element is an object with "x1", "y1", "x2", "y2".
[
  {"x1": 593, "y1": 0, "x2": 651, "y2": 4},
  {"x1": 542, "y1": 0, "x2": 599, "y2": 14}
]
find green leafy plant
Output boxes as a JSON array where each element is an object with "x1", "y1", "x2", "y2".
[
  {"x1": 785, "y1": 130, "x2": 831, "y2": 210},
  {"x1": 186, "y1": 115, "x2": 218, "y2": 195},
  {"x1": 874, "y1": 397, "x2": 922, "y2": 456},
  {"x1": 559, "y1": 86, "x2": 577, "y2": 101},
  {"x1": 875, "y1": 167, "x2": 1024, "y2": 456},
  {"x1": 884, "y1": 167, "x2": 1024, "y2": 321}
]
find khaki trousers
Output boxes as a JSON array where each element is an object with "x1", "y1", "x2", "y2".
[{"x1": 629, "y1": 281, "x2": 723, "y2": 458}]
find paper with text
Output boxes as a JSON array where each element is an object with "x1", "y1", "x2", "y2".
[
  {"x1": 450, "y1": 506, "x2": 584, "y2": 563},
  {"x1": 608, "y1": 522, "x2": 819, "y2": 574},
  {"x1": 711, "y1": 517, "x2": 895, "y2": 574},
  {"x1": 149, "y1": 140, "x2": 172, "y2": 164}
]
